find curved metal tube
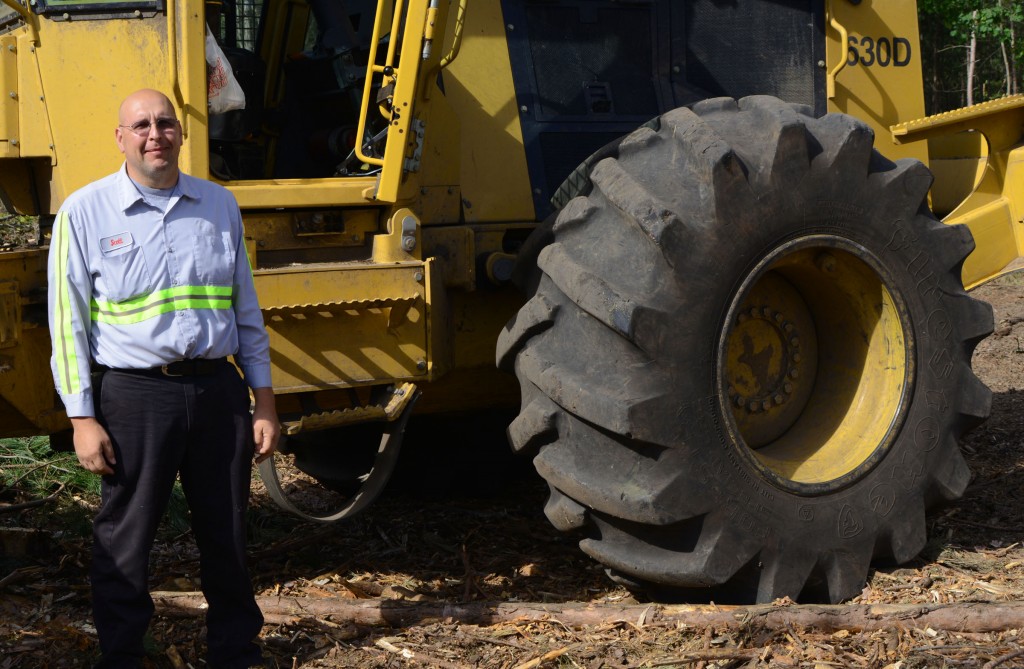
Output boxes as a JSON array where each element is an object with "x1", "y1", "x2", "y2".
[
  {"x1": 258, "y1": 388, "x2": 421, "y2": 523},
  {"x1": 354, "y1": 0, "x2": 395, "y2": 168},
  {"x1": 439, "y1": 0, "x2": 467, "y2": 69},
  {"x1": 167, "y1": 0, "x2": 185, "y2": 108},
  {"x1": 1, "y1": 0, "x2": 38, "y2": 44},
  {"x1": 827, "y1": 12, "x2": 849, "y2": 100}
]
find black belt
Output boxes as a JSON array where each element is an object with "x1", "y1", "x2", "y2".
[{"x1": 98, "y1": 358, "x2": 228, "y2": 378}]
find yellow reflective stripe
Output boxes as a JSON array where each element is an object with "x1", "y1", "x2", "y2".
[
  {"x1": 95, "y1": 284, "x2": 233, "y2": 313},
  {"x1": 91, "y1": 285, "x2": 234, "y2": 324},
  {"x1": 53, "y1": 211, "x2": 82, "y2": 395},
  {"x1": 242, "y1": 237, "x2": 254, "y2": 272}
]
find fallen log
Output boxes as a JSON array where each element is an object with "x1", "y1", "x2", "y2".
[{"x1": 151, "y1": 592, "x2": 1024, "y2": 633}]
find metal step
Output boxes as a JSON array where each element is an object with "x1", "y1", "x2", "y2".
[{"x1": 280, "y1": 382, "x2": 417, "y2": 435}]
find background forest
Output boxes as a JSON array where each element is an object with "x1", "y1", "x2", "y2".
[{"x1": 920, "y1": 0, "x2": 1022, "y2": 113}]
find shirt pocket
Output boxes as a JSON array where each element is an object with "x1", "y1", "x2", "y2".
[
  {"x1": 98, "y1": 245, "x2": 153, "y2": 303},
  {"x1": 193, "y1": 232, "x2": 236, "y2": 285}
]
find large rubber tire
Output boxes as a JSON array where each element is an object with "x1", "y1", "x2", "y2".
[{"x1": 496, "y1": 96, "x2": 994, "y2": 604}]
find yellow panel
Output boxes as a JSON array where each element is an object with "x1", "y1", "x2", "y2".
[
  {"x1": 440, "y1": 2, "x2": 534, "y2": 222},
  {"x1": 411, "y1": 69, "x2": 463, "y2": 219},
  {"x1": 412, "y1": 284, "x2": 522, "y2": 415},
  {"x1": 928, "y1": 131, "x2": 986, "y2": 217},
  {"x1": 17, "y1": 9, "x2": 207, "y2": 210},
  {"x1": 0, "y1": 248, "x2": 68, "y2": 435},
  {"x1": 955, "y1": 146, "x2": 1024, "y2": 288},
  {"x1": 255, "y1": 262, "x2": 431, "y2": 392},
  {"x1": 16, "y1": 34, "x2": 54, "y2": 161},
  {"x1": 35, "y1": 20, "x2": 168, "y2": 195},
  {"x1": 958, "y1": 198, "x2": 1018, "y2": 288},
  {"x1": 32, "y1": 20, "x2": 171, "y2": 201},
  {"x1": 827, "y1": 0, "x2": 928, "y2": 164},
  {"x1": 226, "y1": 177, "x2": 378, "y2": 209},
  {"x1": 176, "y1": 0, "x2": 212, "y2": 184},
  {"x1": 0, "y1": 34, "x2": 18, "y2": 157},
  {"x1": 422, "y1": 225, "x2": 474, "y2": 289},
  {"x1": 422, "y1": 257, "x2": 451, "y2": 377}
]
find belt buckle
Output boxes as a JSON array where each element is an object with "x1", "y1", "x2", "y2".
[{"x1": 161, "y1": 363, "x2": 185, "y2": 377}]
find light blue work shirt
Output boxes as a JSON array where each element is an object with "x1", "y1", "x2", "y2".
[{"x1": 48, "y1": 164, "x2": 272, "y2": 418}]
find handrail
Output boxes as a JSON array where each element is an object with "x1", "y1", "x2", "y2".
[
  {"x1": 384, "y1": 0, "x2": 404, "y2": 66},
  {"x1": 827, "y1": 11, "x2": 849, "y2": 100},
  {"x1": 439, "y1": 0, "x2": 467, "y2": 69},
  {"x1": 354, "y1": 0, "x2": 407, "y2": 168},
  {"x1": 167, "y1": 0, "x2": 184, "y2": 109},
  {"x1": 1, "y1": 0, "x2": 38, "y2": 44}
]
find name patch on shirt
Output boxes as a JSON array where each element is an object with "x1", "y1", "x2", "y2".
[{"x1": 100, "y1": 232, "x2": 134, "y2": 256}]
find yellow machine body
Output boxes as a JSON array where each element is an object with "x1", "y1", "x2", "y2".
[{"x1": 0, "y1": 0, "x2": 1019, "y2": 441}]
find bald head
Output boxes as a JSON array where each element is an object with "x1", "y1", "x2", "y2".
[
  {"x1": 115, "y1": 89, "x2": 183, "y2": 189},
  {"x1": 118, "y1": 89, "x2": 177, "y2": 126}
]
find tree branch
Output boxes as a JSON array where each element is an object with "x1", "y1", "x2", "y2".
[{"x1": 152, "y1": 593, "x2": 1024, "y2": 634}]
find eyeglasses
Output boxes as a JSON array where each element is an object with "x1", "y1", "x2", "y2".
[{"x1": 119, "y1": 117, "x2": 179, "y2": 136}]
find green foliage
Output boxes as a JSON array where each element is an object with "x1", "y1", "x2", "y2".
[
  {"x1": 0, "y1": 437, "x2": 191, "y2": 538},
  {"x1": 0, "y1": 436, "x2": 98, "y2": 500},
  {"x1": 920, "y1": 0, "x2": 1022, "y2": 113},
  {"x1": 0, "y1": 436, "x2": 97, "y2": 536}
]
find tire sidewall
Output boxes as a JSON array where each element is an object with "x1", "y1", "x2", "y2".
[{"x1": 675, "y1": 190, "x2": 961, "y2": 552}]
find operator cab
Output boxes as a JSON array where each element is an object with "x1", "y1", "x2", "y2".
[
  {"x1": 205, "y1": 0, "x2": 827, "y2": 190},
  {"x1": 205, "y1": 0, "x2": 386, "y2": 181}
]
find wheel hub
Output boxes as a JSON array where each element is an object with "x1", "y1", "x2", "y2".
[
  {"x1": 719, "y1": 237, "x2": 913, "y2": 494},
  {"x1": 728, "y1": 305, "x2": 807, "y2": 414},
  {"x1": 725, "y1": 272, "x2": 818, "y2": 449}
]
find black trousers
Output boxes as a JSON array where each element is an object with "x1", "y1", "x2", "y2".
[{"x1": 91, "y1": 363, "x2": 263, "y2": 669}]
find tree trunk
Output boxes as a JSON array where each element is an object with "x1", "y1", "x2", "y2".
[
  {"x1": 1001, "y1": 41, "x2": 1011, "y2": 96},
  {"x1": 997, "y1": 0, "x2": 1013, "y2": 96},
  {"x1": 999, "y1": 0, "x2": 1018, "y2": 95},
  {"x1": 152, "y1": 593, "x2": 1024, "y2": 633},
  {"x1": 1011, "y1": 18, "x2": 1018, "y2": 94},
  {"x1": 967, "y1": 11, "x2": 978, "y2": 106}
]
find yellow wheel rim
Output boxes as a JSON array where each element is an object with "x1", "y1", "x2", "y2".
[{"x1": 720, "y1": 237, "x2": 911, "y2": 492}]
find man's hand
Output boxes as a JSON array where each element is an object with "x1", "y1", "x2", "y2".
[
  {"x1": 251, "y1": 387, "x2": 280, "y2": 464},
  {"x1": 69, "y1": 417, "x2": 116, "y2": 475}
]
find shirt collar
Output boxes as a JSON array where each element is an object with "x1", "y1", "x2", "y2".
[{"x1": 115, "y1": 163, "x2": 200, "y2": 211}]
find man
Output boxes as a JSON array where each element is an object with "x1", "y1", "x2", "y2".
[{"x1": 47, "y1": 89, "x2": 280, "y2": 669}]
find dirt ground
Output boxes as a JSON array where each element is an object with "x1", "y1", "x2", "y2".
[{"x1": 3, "y1": 277, "x2": 1024, "y2": 668}]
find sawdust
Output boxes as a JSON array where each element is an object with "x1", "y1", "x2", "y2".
[{"x1": 2, "y1": 279, "x2": 1024, "y2": 668}]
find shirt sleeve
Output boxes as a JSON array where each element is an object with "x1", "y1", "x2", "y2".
[
  {"x1": 48, "y1": 208, "x2": 96, "y2": 418},
  {"x1": 229, "y1": 201, "x2": 273, "y2": 389}
]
